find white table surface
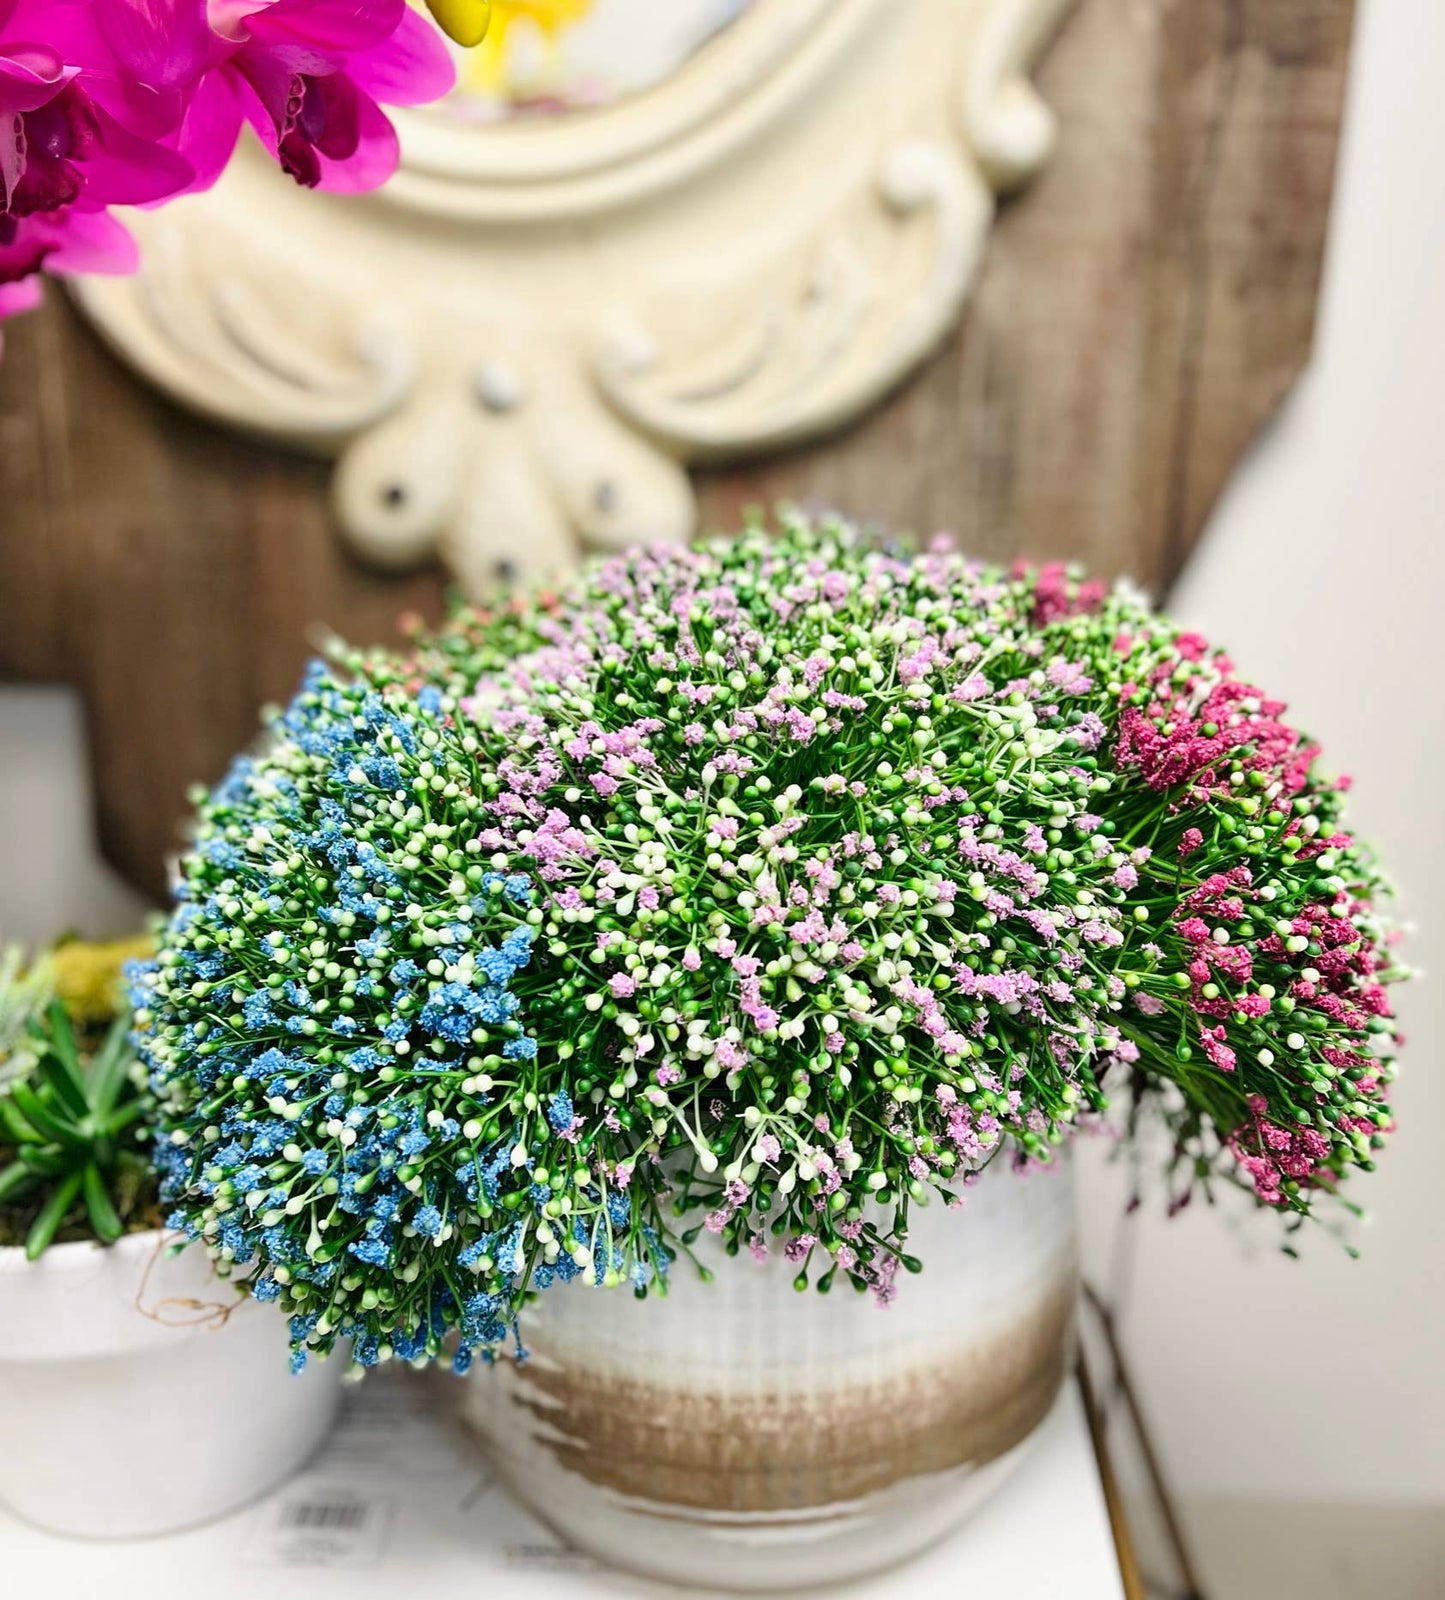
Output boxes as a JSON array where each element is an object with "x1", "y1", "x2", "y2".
[{"x1": 1, "y1": 1371, "x2": 1126, "y2": 1599}]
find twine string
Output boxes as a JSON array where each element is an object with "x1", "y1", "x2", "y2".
[{"x1": 132, "y1": 1232, "x2": 243, "y2": 1331}]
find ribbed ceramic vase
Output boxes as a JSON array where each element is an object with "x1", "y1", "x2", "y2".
[{"x1": 454, "y1": 1155, "x2": 1076, "y2": 1591}]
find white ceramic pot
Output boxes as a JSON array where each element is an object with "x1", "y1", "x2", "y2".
[
  {"x1": 0, "y1": 1230, "x2": 345, "y2": 1538},
  {"x1": 454, "y1": 1156, "x2": 1077, "y2": 1591}
]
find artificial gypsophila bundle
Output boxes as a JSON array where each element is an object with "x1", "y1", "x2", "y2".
[{"x1": 135, "y1": 515, "x2": 1404, "y2": 1373}]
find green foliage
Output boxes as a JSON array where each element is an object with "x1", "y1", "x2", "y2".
[
  {"x1": 0, "y1": 946, "x2": 54, "y2": 1089},
  {"x1": 0, "y1": 1001, "x2": 154, "y2": 1259}
]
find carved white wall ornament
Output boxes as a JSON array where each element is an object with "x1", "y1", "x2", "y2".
[{"x1": 73, "y1": 0, "x2": 1074, "y2": 596}]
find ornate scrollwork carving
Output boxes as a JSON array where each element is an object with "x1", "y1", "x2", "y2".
[{"x1": 73, "y1": 0, "x2": 1073, "y2": 596}]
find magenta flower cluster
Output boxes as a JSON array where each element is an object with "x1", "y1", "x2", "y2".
[{"x1": 0, "y1": 0, "x2": 453, "y2": 338}]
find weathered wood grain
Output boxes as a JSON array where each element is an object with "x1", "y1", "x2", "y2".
[
  {"x1": 0, "y1": 0, "x2": 1356, "y2": 901},
  {"x1": 698, "y1": 0, "x2": 1356, "y2": 585},
  {"x1": 0, "y1": 304, "x2": 445, "y2": 896}
]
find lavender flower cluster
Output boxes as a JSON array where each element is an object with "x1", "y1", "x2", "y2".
[{"x1": 142, "y1": 516, "x2": 1403, "y2": 1369}]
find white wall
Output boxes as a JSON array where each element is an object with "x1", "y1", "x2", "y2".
[
  {"x1": 0, "y1": 0, "x2": 1440, "y2": 1506},
  {"x1": 1075, "y1": 0, "x2": 1445, "y2": 1502},
  {"x1": 0, "y1": 688, "x2": 146, "y2": 947}
]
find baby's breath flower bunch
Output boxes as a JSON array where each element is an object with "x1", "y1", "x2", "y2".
[
  {"x1": 133, "y1": 671, "x2": 671, "y2": 1372},
  {"x1": 141, "y1": 516, "x2": 1403, "y2": 1372}
]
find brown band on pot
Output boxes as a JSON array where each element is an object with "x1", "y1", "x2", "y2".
[{"x1": 480, "y1": 1281, "x2": 1074, "y2": 1514}]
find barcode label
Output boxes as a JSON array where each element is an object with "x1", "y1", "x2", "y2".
[
  {"x1": 281, "y1": 1499, "x2": 369, "y2": 1532},
  {"x1": 242, "y1": 1485, "x2": 394, "y2": 1569}
]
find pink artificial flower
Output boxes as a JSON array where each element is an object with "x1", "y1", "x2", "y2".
[
  {"x1": 152, "y1": 0, "x2": 455, "y2": 194},
  {"x1": 1, "y1": 0, "x2": 454, "y2": 336},
  {"x1": 2, "y1": 3, "x2": 187, "y2": 207},
  {"x1": 1, "y1": 1, "x2": 194, "y2": 317},
  {"x1": 1198, "y1": 1022, "x2": 1237, "y2": 1074},
  {"x1": 0, "y1": 201, "x2": 136, "y2": 285}
]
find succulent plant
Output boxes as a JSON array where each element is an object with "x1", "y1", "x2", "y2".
[
  {"x1": 0, "y1": 946, "x2": 53, "y2": 1090},
  {"x1": 0, "y1": 1002, "x2": 153, "y2": 1259}
]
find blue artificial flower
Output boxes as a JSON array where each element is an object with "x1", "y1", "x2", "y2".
[
  {"x1": 243, "y1": 991, "x2": 275, "y2": 1031},
  {"x1": 546, "y1": 1089, "x2": 574, "y2": 1133},
  {"x1": 133, "y1": 662, "x2": 566, "y2": 1376},
  {"x1": 495, "y1": 1223, "x2": 525, "y2": 1276},
  {"x1": 349, "y1": 1237, "x2": 392, "y2": 1268},
  {"x1": 457, "y1": 1238, "x2": 491, "y2": 1270}
]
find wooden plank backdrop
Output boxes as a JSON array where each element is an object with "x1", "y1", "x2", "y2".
[{"x1": 0, "y1": 0, "x2": 1356, "y2": 902}]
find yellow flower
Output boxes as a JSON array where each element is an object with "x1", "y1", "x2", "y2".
[
  {"x1": 464, "y1": 0, "x2": 596, "y2": 91},
  {"x1": 426, "y1": 0, "x2": 494, "y2": 48},
  {"x1": 49, "y1": 935, "x2": 156, "y2": 1030}
]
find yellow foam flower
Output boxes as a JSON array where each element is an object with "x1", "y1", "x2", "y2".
[
  {"x1": 465, "y1": 0, "x2": 596, "y2": 91},
  {"x1": 49, "y1": 935, "x2": 156, "y2": 1030},
  {"x1": 426, "y1": 0, "x2": 494, "y2": 48}
]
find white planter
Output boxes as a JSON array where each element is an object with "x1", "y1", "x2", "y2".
[
  {"x1": 0, "y1": 1230, "x2": 345, "y2": 1538},
  {"x1": 454, "y1": 1155, "x2": 1077, "y2": 1591}
]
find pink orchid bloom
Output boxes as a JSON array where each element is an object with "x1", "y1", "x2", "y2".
[
  {"x1": 0, "y1": 202, "x2": 137, "y2": 353},
  {"x1": 2, "y1": 1, "x2": 192, "y2": 326},
  {"x1": 109, "y1": 0, "x2": 456, "y2": 195},
  {"x1": 1, "y1": 0, "x2": 455, "y2": 338},
  {"x1": 215, "y1": 0, "x2": 454, "y2": 193},
  {"x1": 2, "y1": 3, "x2": 194, "y2": 212}
]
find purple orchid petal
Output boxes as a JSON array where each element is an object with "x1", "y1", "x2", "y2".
[
  {"x1": 0, "y1": 200, "x2": 135, "y2": 290},
  {"x1": 0, "y1": 51, "x2": 78, "y2": 213},
  {"x1": 273, "y1": 72, "x2": 359, "y2": 187},
  {"x1": 82, "y1": 101, "x2": 193, "y2": 203},
  {"x1": 0, "y1": 212, "x2": 49, "y2": 278},
  {"x1": 170, "y1": 64, "x2": 242, "y2": 194},
  {"x1": 346, "y1": 7, "x2": 454, "y2": 108},
  {"x1": 4, "y1": 82, "x2": 100, "y2": 215},
  {"x1": 92, "y1": 0, "x2": 214, "y2": 90},
  {"x1": 0, "y1": 47, "x2": 74, "y2": 117},
  {"x1": 4, "y1": 2, "x2": 188, "y2": 139},
  {"x1": 229, "y1": 46, "x2": 291, "y2": 165},
  {"x1": 1, "y1": 51, "x2": 77, "y2": 208},
  {"x1": 0, "y1": 270, "x2": 43, "y2": 319},
  {"x1": 41, "y1": 203, "x2": 137, "y2": 273},
  {"x1": 309, "y1": 88, "x2": 398, "y2": 193},
  {"x1": 9, "y1": 81, "x2": 191, "y2": 210},
  {"x1": 241, "y1": 0, "x2": 407, "y2": 57},
  {"x1": 296, "y1": 71, "x2": 360, "y2": 161}
]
